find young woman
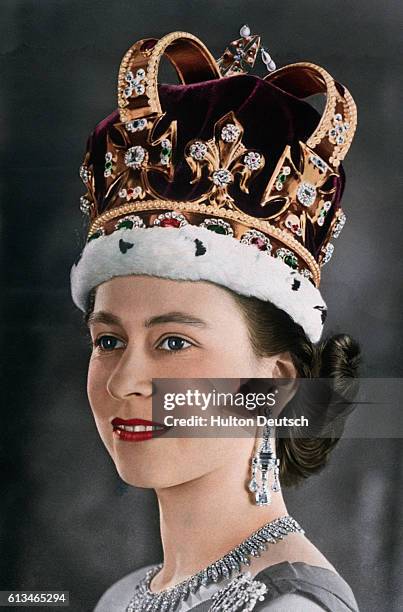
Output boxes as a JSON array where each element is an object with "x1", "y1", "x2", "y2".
[{"x1": 71, "y1": 30, "x2": 360, "y2": 611}]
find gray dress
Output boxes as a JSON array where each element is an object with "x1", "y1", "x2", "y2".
[{"x1": 94, "y1": 561, "x2": 359, "y2": 611}]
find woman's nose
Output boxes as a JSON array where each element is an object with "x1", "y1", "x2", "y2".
[{"x1": 106, "y1": 345, "x2": 153, "y2": 400}]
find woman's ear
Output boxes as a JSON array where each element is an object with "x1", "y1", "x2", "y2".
[
  {"x1": 271, "y1": 352, "x2": 298, "y2": 379},
  {"x1": 257, "y1": 352, "x2": 299, "y2": 417}
]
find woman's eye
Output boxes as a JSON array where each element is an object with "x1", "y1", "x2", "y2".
[
  {"x1": 93, "y1": 335, "x2": 125, "y2": 352},
  {"x1": 158, "y1": 336, "x2": 192, "y2": 352}
]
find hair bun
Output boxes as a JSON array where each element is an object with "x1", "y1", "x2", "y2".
[
  {"x1": 318, "y1": 333, "x2": 361, "y2": 380},
  {"x1": 278, "y1": 333, "x2": 362, "y2": 486}
]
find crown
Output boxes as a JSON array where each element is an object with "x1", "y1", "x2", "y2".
[
  {"x1": 78, "y1": 31, "x2": 356, "y2": 287},
  {"x1": 71, "y1": 30, "x2": 357, "y2": 342}
]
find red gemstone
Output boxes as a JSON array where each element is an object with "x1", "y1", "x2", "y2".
[
  {"x1": 160, "y1": 218, "x2": 181, "y2": 228},
  {"x1": 251, "y1": 237, "x2": 267, "y2": 250}
]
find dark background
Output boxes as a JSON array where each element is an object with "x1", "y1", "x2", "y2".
[{"x1": 1, "y1": 1, "x2": 402, "y2": 611}]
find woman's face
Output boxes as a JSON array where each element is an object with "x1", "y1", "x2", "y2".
[{"x1": 87, "y1": 275, "x2": 283, "y2": 488}]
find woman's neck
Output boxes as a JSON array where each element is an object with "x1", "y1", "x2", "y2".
[{"x1": 151, "y1": 452, "x2": 288, "y2": 591}]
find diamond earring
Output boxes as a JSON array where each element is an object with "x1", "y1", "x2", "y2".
[{"x1": 248, "y1": 408, "x2": 280, "y2": 505}]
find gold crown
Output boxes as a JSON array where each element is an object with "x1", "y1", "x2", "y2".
[{"x1": 78, "y1": 31, "x2": 357, "y2": 287}]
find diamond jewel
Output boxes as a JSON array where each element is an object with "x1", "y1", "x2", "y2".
[
  {"x1": 126, "y1": 118, "x2": 147, "y2": 132},
  {"x1": 301, "y1": 268, "x2": 313, "y2": 279},
  {"x1": 209, "y1": 565, "x2": 219, "y2": 582},
  {"x1": 189, "y1": 575, "x2": 199, "y2": 593},
  {"x1": 227, "y1": 553, "x2": 240, "y2": 571},
  {"x1": 332, "y1": 212, "x2": 346, "y2": 238},
  {"x1": 321, "y1": 242, "x2": 334, "y2": 265},
  {"x1": 79, "y1": 195, "x2": 91, "y2": 214},
  {"x1": 125, "y1": 146, "x2": 146, "y2": 168},
  {"x1": 241, "y1": 230, "x2": 271, "y2": 253},
  {"x1": 249, "y1": 479, "x2": 258, "y2": 494},
  {"x1": 219, "y1": 560, "x2": 230, "y2": 578},
  {"x1": 200, "y1": 218, "x2": 234, "y2": 236},
  {"x1": 309, "y1": 155, "x2": 327, "y2": 173},
  {"x1": 221, "y1": 123, "x2": 240, "y2": 142},
  {"x1": 134, "y1": 83, "x2": 145, "y2": 95},
  {"x1": 244, "y1": 151, "x2": 262, "y2": 170},
  {"x1": 257, "y1": 490, "x2": 270, "y2": 505},
  {"x1": 328, "y1": 113, "x2": 350, "y2": 145},
  {"x1": 119, "y1": 186, "x2": 143, "y2": 200},
  {"x1": 296, "y1": 181, "x2": 317, "y2": 207},
  {"x1": 153, "y1": 211, "x2": 188, "y2": 228},
  {"x1": 115, "y1": 215, "x2": 145, "y2": 230},
  {"x1": 212, "y1": 168, "x2": 233, "y2": 187},
  {"x1": 123, "y1": 67, "x2": 145, "y2": 99},
  {"x1": 126, "y1": 517, "x2": 304, "y2": 611},
  {"x1": 189, "y1": 141, "x2": 207, "y2": 160},
  {"x1": 160, "y1": 139, "x2": 172, "y2": 165},
  {"x1": 276, "y1": 248, "x2": 298, "y2": 269},
  {"x1": 79, "y1": 165, "x2": 90, "y2": 184}
]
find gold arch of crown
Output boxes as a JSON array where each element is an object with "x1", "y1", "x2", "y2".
[{"x1": 82, "y1": 31, "x2": 357, "y2": 289}]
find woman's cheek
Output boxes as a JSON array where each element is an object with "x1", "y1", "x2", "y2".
[{"x1": 87, "y1": 356, "x2": 112, "y2": 417}]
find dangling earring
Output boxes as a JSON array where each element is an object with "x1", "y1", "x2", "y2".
[{"x1": 248, "y1": 407, "x2": 280, "y2": 506}]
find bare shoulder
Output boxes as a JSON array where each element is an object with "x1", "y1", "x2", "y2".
[
  {"x1": 249, "y1": 532, "x2": 338, "y2": 576},
  {"x1": 93, "y1": 564, "x2": 154, "y2": 612}
]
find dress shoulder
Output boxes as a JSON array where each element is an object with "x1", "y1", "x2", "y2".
[
  {"x1": 93, "y1": 564, "x2": 155, "y2": 612},
  {"x1": 257, "y1": 592, "x2": 331, "y2": 611},
  {"x1": 252, "y1": 561, "x2": 359, "y2": 612}
]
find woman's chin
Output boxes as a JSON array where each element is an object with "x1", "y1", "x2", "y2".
[{"x1": 114, "y1": 464, "x2": 175, "y2": 489}]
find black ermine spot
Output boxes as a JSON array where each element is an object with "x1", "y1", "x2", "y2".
[
  {"x1": 119, "y1": 239, "x2": 134, "y2": 254},
  {"x1": 194, "y1": 239, "x2": 206, "y2": 256}
]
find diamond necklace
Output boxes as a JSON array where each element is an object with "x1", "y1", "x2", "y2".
[{"x1": 126, "y1": 515, "x2": 304, "y2": 612}]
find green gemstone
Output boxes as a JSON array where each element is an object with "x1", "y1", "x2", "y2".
[
  {"x1": 88, "y1": 230, "x2": 103, "y2": 242},
  {"x1": 207, "y1": 224, "x2": 228, "y2": 235},
  {"x1": 279, "y1": 174, "x2": 286, "y2": 182},
  {"x1": 284, "y1": 255, "x2": 298, "y2": 268},
  {"x1": 162, "y1": 147, "x2": 171, "y2": 156},
  {"x1": 105, "y1": 161, "x2": 113, "y2": 169},
  {"x1": 118, "y1": 220, "x2": 134, "y2": 230}
]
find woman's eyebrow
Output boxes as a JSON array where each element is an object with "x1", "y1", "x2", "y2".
[
  {"x1": 144, "y1": 312, "x2": 208, "y2": 328},
  {"x1": 86, "y1": 311, "x2": 122, "y2": 328},
  {"x1": 86, "y1": 310, "x2": 208, "y2": 328}
]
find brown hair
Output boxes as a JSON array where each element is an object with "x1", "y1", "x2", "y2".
[
  {"x1": 227, "y1": 290, "x2": 361, "y2": 486},
  {"x1": 84, "y1": 283, "x2": 361, "y2": 487}
]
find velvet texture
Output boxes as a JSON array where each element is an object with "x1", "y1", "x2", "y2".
[{"x1": 84, "y1": 74, "x2": 345, "y2": 262}]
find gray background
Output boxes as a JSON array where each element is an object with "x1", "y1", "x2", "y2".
[{"x1": 1, "y1": 1, "x2": 402, "y2": 610}]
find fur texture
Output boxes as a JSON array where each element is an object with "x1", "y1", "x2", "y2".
[{"x1": 70, "y1": 225, "x2": 326, "y2": 342}]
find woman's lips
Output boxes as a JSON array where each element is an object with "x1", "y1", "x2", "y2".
[
  {"x1": 111, "y1": 416, "x2": 170, "y2": 442},
  {"x1": 112, "y1": 417, "x2": 166, "y2": 426}
]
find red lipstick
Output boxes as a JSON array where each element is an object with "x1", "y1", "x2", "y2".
[{"x1": 111, "y1": 417, "x2": 170, "y2": 442}]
